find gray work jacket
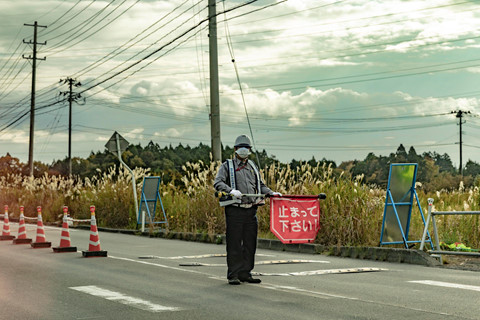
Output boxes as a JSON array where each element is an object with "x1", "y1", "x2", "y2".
[{"x1": 214, "y1": 157, "x2": 273, "y2": 204}]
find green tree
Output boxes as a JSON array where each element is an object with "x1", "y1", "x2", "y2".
[{"x1": 464, "y1": 160, "x2": 480, "y2": 177}]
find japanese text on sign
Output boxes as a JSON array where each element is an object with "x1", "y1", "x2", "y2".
[
  {"x1": 278, "y1": 205, "x2": 318, "y2": 232},
  {"x1": 270, "y1": 197, "x2": 321, "y2": 244}
]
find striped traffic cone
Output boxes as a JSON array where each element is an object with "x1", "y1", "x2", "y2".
[
  {"x1": 52, "y1": 206, "x2": 77, "y2": 253},
  {"x1": 13, "y1": 206, "x2": 32, "y2": 244},
  {"x1": 31, "y1": 206, "x2": 51, "y2": 248},
  {"x1": 82, "y1": 206, "x2": 107, "y2": 257},
  {"x1": 1, "y1": 205, "x2": 15, "y2": 240}
]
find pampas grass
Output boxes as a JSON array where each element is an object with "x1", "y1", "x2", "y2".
[{"x1": 1, "y1": 160, "x2": 478, "y2": 248}]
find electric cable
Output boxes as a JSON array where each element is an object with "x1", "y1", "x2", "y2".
[
  {"x1": 222, "y1": 0, "x2": 265, "y2": 167},
  {"x1": 45, "y1": 0, "x2": 132, "y2": 53},
  {"x1": 78, "y1": 0, "x2": 260, "y2": 97},
  {"x1": 71, "y1": 0, "x2": 196, "y2": 79},
  {"x1": 39, "y1": 0, "x2": 87, "y2": 36},
  {"x1": 73, "y1": 0, "x2": 202, "y2": 84},
  {"x1": 228, "y1": 0, "x2": 474, "y2": 26}
]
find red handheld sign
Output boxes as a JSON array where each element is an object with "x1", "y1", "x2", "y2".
[{"x1": 270, "y1": 195, "x2": 321, "y2": 244}]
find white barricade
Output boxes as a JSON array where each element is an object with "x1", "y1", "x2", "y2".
[{"x1": 420, "y1": 198, "x2": 480, "y2": 264}]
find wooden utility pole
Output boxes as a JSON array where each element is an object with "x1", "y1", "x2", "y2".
[
  {"x1": 208, "y1": 0, "x2": 222, "y2": 162},
  {"x1": 60, "y1": 78, "x2": 83, "y2": 176},
  {"x1": 23, "y1": 21, "x2": 46, "y2": 176},
  {"x1": 453, "y1": 110, "x2": 471, "y2": 175}
]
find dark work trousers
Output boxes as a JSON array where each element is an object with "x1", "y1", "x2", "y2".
[{"x1": 225, "y1": 205, "x2": 258, "y2": 280}]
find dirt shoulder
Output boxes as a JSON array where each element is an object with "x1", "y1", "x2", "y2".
[{"x1": 438, "y1": 255, "x2": 480, "y2": 272}]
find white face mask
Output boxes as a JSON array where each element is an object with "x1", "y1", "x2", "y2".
[{"x1": 235, "y1": 147, "x2": 250, "y2": 159}]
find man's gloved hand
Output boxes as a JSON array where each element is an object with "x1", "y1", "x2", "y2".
[
  {"x1": 230, "y1": 189, "x2": 242, "y2": 198},
  {"x1": 272, "y1": 192, "x2": 282, "y2": 197}
]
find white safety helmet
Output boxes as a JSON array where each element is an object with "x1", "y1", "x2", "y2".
[{"x1": 234, "y1": 134, "x2": 252, "y2": 148}]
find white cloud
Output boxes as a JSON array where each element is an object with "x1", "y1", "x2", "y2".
[
  {"x1": 467, "y1": 67, "x2": 480, "y2": 74},
  {"x1": 0, "y1": 130, "x2": 29, "y2": 144},
  {"x1": 2, "y1": 0, "x2": 480, "y2": 165},
  {"x1": 124, "y1": 128, "x2": 145, "y2": 140},
  {"x1": 162, "y1": 128, "x2": 182, "y2": 137},
  {"x1": 95, "y1": 136, "x2": 109, "y2": 142}
]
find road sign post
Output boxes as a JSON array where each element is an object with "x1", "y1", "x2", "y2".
[{"x1": 105, "y1": 131, "x2": 139, "y2": 222}]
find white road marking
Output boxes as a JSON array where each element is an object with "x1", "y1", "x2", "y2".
[
  {"x1": 409, "y1": 280, "x2": 480, "y2": 292},
  {"x1": 256, "y1": 259, "x2": 330, "y2": 265},
  {"x1": 110, "y1": 255, "x2": 457, "y2": 317},
  {"x1": 179, "y1": 259, "x2": 330, "y2": 267},
  {"x1": 254, "y1": 267, "x2": 387, "y2": 276},
  {"x1": 139, "y1": 253, "x2": 226, "y2": 259},
  {"x1": 109, "y1": 255, "x2": 212, "y2": 276},
  {"x1": 262, "y1": 284, "x2": 356, "y2": 300},
  {"x1": 206, "y1": 276, "x2": 347, "y2": 299},
  {"x1": 70, "y1": 285, "x2": 180, "y2": 312},
  {"x1": 139, "y1": 253, "x2": 277, "y2": 260}
]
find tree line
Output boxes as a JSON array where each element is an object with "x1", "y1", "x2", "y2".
[{"x1": 1, "y1": 142, "x2": 479, "y2": 191}]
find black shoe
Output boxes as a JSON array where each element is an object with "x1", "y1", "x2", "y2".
[
  {"x1": 228, "y1": 278, "x2": 241, "y2": 285},
  {"x1": 239, "y1": 276, "x2": 261, "y2": 284}
]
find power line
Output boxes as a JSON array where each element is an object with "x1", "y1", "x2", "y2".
[
  {"x1": 72, "y1": 0, "x2": 201, "y2": 80},
  {"x1": 226, "y1": 0, "x2": 344, "y2": 23},
  {"x1": 44, "y1": 0, "x2": 134, "y2": 53},
  {"x1": 225, "y1": 1, "x2": 478, "y2": 39},
  {"x1": 79, "y1": 0, "x2": 259, "y2": 97},
  {"x1": 228, "y1": 0, "x2": 475, "y2": 27},
  {"x1": 1, "y1": 0, "x2": 478, "y2": 161},
  {"x1": 247, "y1": 55, "x2": 480, "y2": 91},
  {"x1": 39, "y1": 0, "x2": 87, "y2": 35},
  {"x1": 0, "y1": 1, "x2": 203, "y2": 132}
]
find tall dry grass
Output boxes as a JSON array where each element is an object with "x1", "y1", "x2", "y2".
[
  {"x1": 260, "y1": 162, "x2": 386, "y2": 246},
  {"x1": 1, "y1": 160, "x2": 479, "y2": 248},
  {"x1": 413, "y1": 182, "x2": 480, "y2": 248},
  {"x1": 160, "y1": 160, "x2": 224, "y2": 235},
  {"x1": 0, "y1": 165, "x2": 149, "y2": 228}
]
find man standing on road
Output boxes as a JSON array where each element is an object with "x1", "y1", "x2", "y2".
[{"x1": 214, "y1": 134, "x2": 281, "y2": 285}]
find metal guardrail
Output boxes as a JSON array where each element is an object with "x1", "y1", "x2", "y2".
[{"x1": 420, "y1": 198, "x2": 480, "y2": 264}]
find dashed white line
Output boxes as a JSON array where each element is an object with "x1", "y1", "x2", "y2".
[
  {"x1": 70, "y1": 285, "x2": 180, "y2": 312},
  {"x1": 409, "y1": 280, "x2": 480, "y2": 292}
]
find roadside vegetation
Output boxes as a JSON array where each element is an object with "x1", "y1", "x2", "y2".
[{"x1": 1, "y1": 156, "x2": 479, "y2": 249}]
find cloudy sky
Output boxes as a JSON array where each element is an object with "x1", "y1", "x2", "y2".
[{"x1": 1, "y1": 0, "x2": 480, "y2": 167}]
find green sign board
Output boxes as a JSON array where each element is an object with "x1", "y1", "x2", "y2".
[{"x1": 379, "y1": 163, "x2": 433, "y2": 249}]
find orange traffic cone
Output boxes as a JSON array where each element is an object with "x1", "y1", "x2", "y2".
[
  {"x1": 82, "y1": 206, "x2": 107, "y2": 257},
  {"x1": 13, "y1": 206, "x2": 32, "y2": 244},
  {"x1": 1, "y1": 205, "x2": 15, "y2": 240},
  {"x1": 31, "y1": 206, "x2": 51, "y2": 248},
  {"x1": 52, "y1": 206, "x2": 77, "y2": 253}
]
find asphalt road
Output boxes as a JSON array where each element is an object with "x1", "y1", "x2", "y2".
[{"x1": 1, "y1": 223, "x2": 479, "y2": 320}]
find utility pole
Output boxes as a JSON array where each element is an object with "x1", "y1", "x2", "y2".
[
  {"x1": 23, "y1": 21, "x2": 46, "y2": 176},
  {"x1": 452, "y1": 110, "x2": 471, "y2": 175},
  {"x1": 60, "y1": 78, "x2": 83, "y2": 176},
  {"x1": 208, "y1": 0, "x2": 222, "y2": 162}
]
